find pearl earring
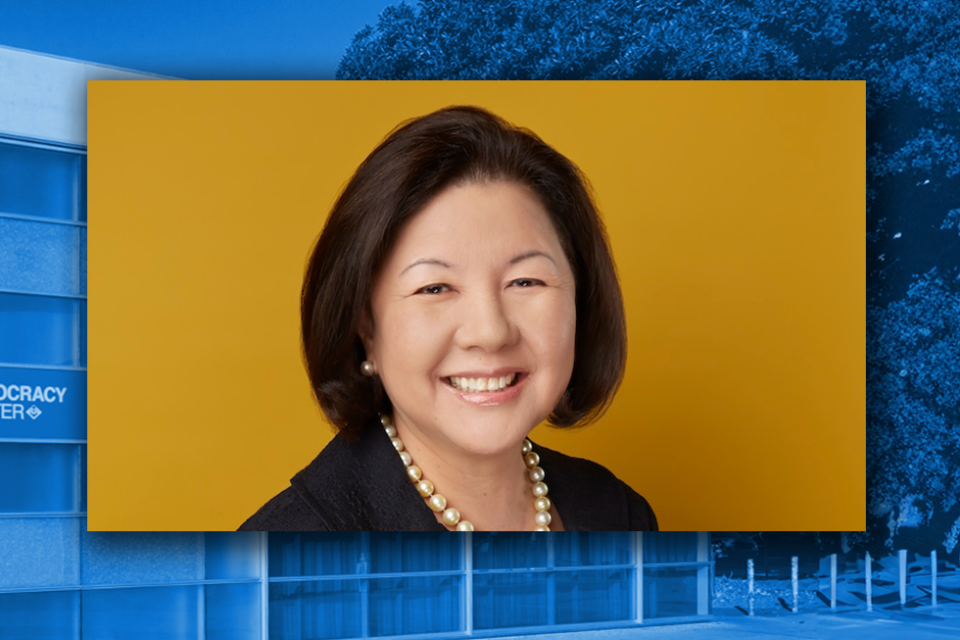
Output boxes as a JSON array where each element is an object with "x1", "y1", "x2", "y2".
[{"x1": 360, "y1": 360, "x2": 376, "y2": 377}]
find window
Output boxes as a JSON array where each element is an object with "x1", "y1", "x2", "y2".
[
  {"x1": 472, "y1": 533, "x2": 635, "y2": 631},
  {"x1": 643, "y1": 532, "x2": 712, "y2": 619},
  {"x1": 268, "y1": 533, "x2": 464, "y2": 639}
]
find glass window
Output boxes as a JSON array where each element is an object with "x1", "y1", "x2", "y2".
[
  {"x1": 0, "y1": 143, "x2": 84, "y2": 221},
  {"x1": 554, "y1": 532, "x2": 632, "y2": 567},
  {"x1": 81, "y1": 585, "x2": 201, "y2": 639},
  {"x1": 269, "y1": 532, "x2": 365, "y2": 578},
  {"x1": 0, "y1": 443, "x2": 81, "y2": 513},
  {"x1": 555, "y1": 569, "x2": 633, "y2": 624},
  {"x1": 80, "y1": 300, "x2": 86, "y2": 367},
  {"x1": 79, "y1": 227, "x2": 86, "y2": 295},
  {"x1": 205, "y1": 582, "x2": 261, "y2": 640},
  {"x1": 643, "y1": 566, "x2": 700, "y2": 619},
  {"x1": 369, "y1": 532, "x2": 460, "y2": 573},
  {"x1": 472, "y1": 532, "x2": 549, "y2": 570},
  {"x1": 0, "y1": 590, "x2": 79, "y2": 640},
  {"x1": 270, "y1": 579, "x2": 362, "y2": 640},
  {"x1": 205, "y1": 532, "x2": 262, "y2": 580},
  {"x1": 0, "y1": 293, "x2": 81, "y2": 367},
  {"x1": 79, "y1": 444, "x2": 86, "y2": 513},
  {"x1": 78, "y1": 157, "x2": 86, "y2": 223},
  {"x1": 369, "y1": 576, "x2": 461, "y2": 636},
  {"x1": 472, "y1": 572, "x2": 549, "y2": 630},
  {"x1": 644, "y1": 531, "x2": 700, "y2": 563}
]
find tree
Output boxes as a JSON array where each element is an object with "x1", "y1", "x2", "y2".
[{"x1": 867, "y1": 273, "x2": 960, "y2": 555}]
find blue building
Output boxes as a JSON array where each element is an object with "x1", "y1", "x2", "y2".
[{"x1": 0, "y1": 46, "x2": 712, "y2": 638}]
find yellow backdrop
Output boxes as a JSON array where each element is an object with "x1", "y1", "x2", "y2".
[{"x1": 88, "y1": 81, "x2": 865, "y2": 531}]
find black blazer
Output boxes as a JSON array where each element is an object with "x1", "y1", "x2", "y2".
[{"x1": 240, "y1": 419, "x2": 657, "y2": 531}]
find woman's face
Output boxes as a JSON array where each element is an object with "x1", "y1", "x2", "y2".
[{"x1": 363, "y1": 180, "x2": 577, "y2": 459}]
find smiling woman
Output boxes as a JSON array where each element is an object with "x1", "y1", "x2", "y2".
[{"x1": 239, "y1": 106, "x2": 657, "y2": 532}]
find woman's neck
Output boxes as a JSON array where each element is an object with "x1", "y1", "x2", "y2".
[{"x1": 392, "y1": 418, "x2": 548, "y2": 531}]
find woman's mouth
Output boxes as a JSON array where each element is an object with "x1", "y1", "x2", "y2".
[{"x1": 444, "y1": 372, "x2": 524, "y2": 393}]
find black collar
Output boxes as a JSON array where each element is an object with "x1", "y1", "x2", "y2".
[
  {"x1": 290, "y1": 418, "x2": 633, "y2": 531},
  {"x1": 291, "y1": 419, "x2": 444, "y2": 530}
]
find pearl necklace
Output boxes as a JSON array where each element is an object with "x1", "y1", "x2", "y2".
[{"x1": 380, "y1": 414, "x2": 553, "y2": 531}]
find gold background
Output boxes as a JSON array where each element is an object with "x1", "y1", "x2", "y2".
[{"x1": 88, "y1": 81, "x2": 865, "y2": 531}]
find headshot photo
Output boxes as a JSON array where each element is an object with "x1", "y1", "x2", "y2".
[
  {"x1": 239, "y1": 104, "x2": 653, "y2": 531},
  {"x1": 87, "y1": 81, "x2": 865, "y2": 531}
]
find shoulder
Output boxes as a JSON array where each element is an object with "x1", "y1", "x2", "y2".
[
  {"x1": 239, "y1": 421, "x2": 440, "y2": 532},
  {"x1": 238, "y1": 486, "x2": 330, "y2": 531},
  {"x1": 536, "y1": 444, "x2": 658, "y2": 531},
  {"x1": 238, "y1": 430, "x2": 371, "y2": 532}
]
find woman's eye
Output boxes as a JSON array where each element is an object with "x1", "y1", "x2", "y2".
[
  {"x1": 510, "y1": 278, "x2": 545, "y2": 288},
  {"x1": 416, "y1": 284, "x2": 449, "y2": 295}
]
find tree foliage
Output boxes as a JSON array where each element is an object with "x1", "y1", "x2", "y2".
[{"x1": 867, "y1": 274, "x2": 960, "y2": 553}]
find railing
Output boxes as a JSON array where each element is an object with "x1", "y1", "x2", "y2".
[{"x1": 743, "y1": 549, "x2": 957, "y2": 615}]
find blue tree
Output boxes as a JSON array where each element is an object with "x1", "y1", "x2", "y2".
[{"x1": 867, "y1": 273, "x2": 960, "y2": 554}]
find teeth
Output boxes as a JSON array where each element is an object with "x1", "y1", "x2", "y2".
[{"x1": 449, "y1": 373, "x2": 517, "y2": 392}]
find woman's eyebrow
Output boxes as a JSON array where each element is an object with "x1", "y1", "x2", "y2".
[
  {"x1": 400, "y1": 258, "x2": 454, "y2": 275},
  {"x1": 400, "y1": 251, "x2": 555, "y2": 275},
  {"x1": 509, "y1": 250, "x2": 557, "y2": 266}
]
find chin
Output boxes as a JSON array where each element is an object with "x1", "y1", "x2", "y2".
[
  {"x1": 462, "y1": 439, "x2": 521, "y2": 458},
  {"x1": 449, "y1": 421, "x2": 531, "y2": 458}
]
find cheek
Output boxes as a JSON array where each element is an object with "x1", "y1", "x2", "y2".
[
  {"x1": 558, "y1": 302, "x2": 577, "y2": 374},
  {"x1": 375, "y1": 306, "x2": 447, "y2": 377},
  {"x1": 530, "y1": 295, "x2": 577, "y2": 378}
]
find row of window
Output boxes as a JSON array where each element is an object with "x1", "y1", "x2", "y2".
[
  {"x1": 269, "y1": 531, "x2": 641, "y2": 575},
  {"x1": 0, "y1": 139, "x2": 87, "y2": 374},
  {"x1": 1, "y1": 531, "x2": 709, "y2": 639},
  {"x1": 2, "y1": 567, "x2": 708, "y2": 640},
  {"x1": 1, "y1": 527, "x2": 703, "y2": 591},
  {"x1": 0, "y1": 140, "x2": 86, "y2": 223},
  {"x1": 1, "y1": 584, "x2": 261, "y2": 640}
]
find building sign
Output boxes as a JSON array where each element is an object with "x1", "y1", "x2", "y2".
[{"x1": 0, "y1": 367, "x2": 85, "y2": 440}]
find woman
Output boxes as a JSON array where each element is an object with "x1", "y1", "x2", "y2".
[{"x1": 240, "y1": 106, "x2": 656, "y2": 532}]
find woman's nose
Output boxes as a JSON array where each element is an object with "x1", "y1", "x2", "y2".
[{"x1": 454, "y1": 292, "x2": 517, "y2": 352}]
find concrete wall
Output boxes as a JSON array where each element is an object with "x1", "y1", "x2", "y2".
[{"x1": 0, "y1": 44, "x2": 165, "y2": 146}]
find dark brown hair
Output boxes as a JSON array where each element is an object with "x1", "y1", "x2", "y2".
[{"x1": 302, "y1": 106, "x2": 626, "y2": 437}]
